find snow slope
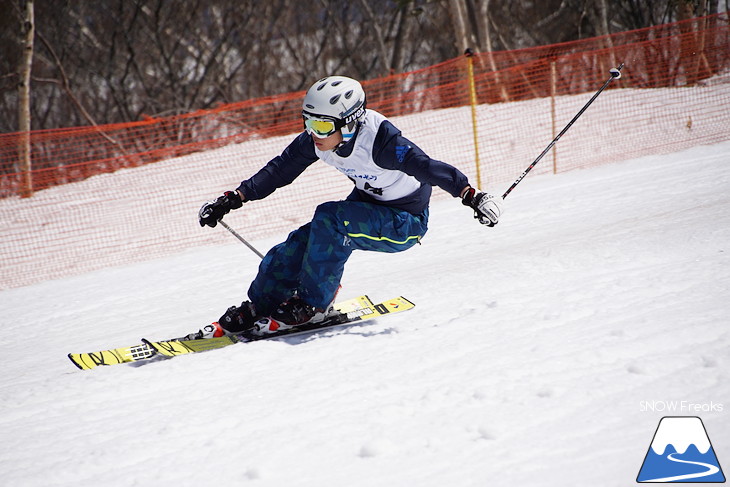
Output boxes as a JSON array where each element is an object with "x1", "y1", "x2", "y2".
[{"x1": 1, "y1": 141, "x2": 729, "y2": 486}]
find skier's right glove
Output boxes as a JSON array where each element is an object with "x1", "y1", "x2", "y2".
[
  {"x1": 198, "y1": 190, "x2": 243, "y2": 227},
  {"x1": 461, "y1": 187, "x2": 504, "y2": 227}
]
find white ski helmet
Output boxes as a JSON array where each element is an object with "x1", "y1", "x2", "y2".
[{"x1": 302, "y1": 76, "x2": 366, "y2": 142}]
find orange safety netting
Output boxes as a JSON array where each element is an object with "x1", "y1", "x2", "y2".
[{"x1": 1, "y1": 13, "x2": 729, "y2": 289}]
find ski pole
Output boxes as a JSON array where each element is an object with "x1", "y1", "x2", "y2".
[
  {"x1": 502, "y1": 63, "x2": 623, "y2": 199},
  {"x1": 218, "y1": 220, "x2": 265, "y2": 259}
]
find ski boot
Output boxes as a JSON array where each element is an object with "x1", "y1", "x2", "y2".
[
  {"x1": 182, "y1": 301, "x2": 259, "y2": 340},
  {"x1": 251, "y1": 295, "x2": 337, "y2": 335}
]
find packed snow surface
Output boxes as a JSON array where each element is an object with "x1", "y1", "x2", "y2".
[{"x1": 1, "y1": 141, "x2": 729, "y2": 486}]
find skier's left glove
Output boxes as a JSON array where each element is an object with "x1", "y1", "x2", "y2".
[
  {"x1": 461, "y1": 187, "x2": 504, "y2": 226},
  {"x1": 199, "y1": 190, "x2": 243, "y2": 228}
]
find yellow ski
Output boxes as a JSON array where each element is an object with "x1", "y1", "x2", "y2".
[
  {"x1": 68, "y1": 295, "x2": 414, "y2": 369},
  {"x1": 146, "y1": 295, "x2": 415, "y2": 357},
  {"x1": 68, "y1": 342, "x2": 155, "y2": 370}
]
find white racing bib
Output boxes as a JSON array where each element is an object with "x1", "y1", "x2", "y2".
[{"x1": 315, "y1": 111, "x2": 421, "y2": 202}]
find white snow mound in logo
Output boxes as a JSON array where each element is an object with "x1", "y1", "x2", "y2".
[{"x1": 651, "y1": 417, "x2": 711, "y2": 455}]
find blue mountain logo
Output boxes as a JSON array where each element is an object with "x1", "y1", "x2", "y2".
[{"x1": 637, "y1": 416, "x2": 725, "y2": 483}]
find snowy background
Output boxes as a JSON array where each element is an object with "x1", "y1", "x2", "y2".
[{"x1": 1, "y1": 137, "x2": 729, "y2": 485}]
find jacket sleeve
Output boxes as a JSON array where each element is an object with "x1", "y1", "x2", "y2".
[
  {"x1": 236, "y1": 132, "x2": 318, "y2": 201},
  {"x1": 371, "y1": 120, "x2": 470, "y2": 198}
]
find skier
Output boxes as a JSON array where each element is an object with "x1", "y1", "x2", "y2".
[{"x1": 192, "y1": 75, "x2": 503, "y2": 338}]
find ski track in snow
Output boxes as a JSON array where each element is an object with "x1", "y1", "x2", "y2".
[{"x1": 1, "y1": 141, "x2": 729, "y2": 486}]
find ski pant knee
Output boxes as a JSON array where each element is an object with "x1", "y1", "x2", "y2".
[
  {"x1": 247, "y1": 225, "x2": 310, "y2": 316},
  {"x1": 248, "y1": 200, "x2": 428, "y2": 313}
]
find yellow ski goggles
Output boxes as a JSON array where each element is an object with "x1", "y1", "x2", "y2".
[{"x1": 303, "y1": 114, "x2": 340, "y2": 138}]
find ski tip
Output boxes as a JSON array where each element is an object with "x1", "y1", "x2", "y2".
[{"x1": 67, "y1": 353, "x2": 85, "y2": 370}]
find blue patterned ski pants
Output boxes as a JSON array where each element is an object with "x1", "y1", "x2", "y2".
[{"x1": 248, "y1": 200, "x2": 428, "y2": 315}]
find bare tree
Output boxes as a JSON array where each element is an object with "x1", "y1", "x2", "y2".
[
  {"x1": 1, "y1": 0, "x2": 724, "y2": 134},
  {"x1": 447, "y1": 0, "x2": 471, "y2": 53},
  {"x1": 18, "y1": 0, "x2": 34, "y2": 197}
]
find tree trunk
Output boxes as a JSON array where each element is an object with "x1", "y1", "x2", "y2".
[
  {"x1": 597, "y1": 0, "x2": 617, "y2": 79},
  {"x1": 478, "y1": 0, "x2": 510, "y2": 102},
  {"x1": 448, "y1": 0, "x2": 470, "y2": 53},
  {"x1": 18, "y1": 0, "x2": 34, "y2": 198}
]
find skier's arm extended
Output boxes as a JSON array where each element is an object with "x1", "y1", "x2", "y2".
[
  {"x1": 199, "y1": 132, "x2": 318, "y2": 227},
  {"x1": 372, "y1": 120, "x2": 503, "y2": 226}
]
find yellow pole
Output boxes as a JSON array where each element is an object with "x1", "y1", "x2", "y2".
[
  {"x1": 550, "y1": 60, "x2": 558, "y2": 174},
  {"x1": 465, "y1": 49, "x2": 482, "y2": 189}
]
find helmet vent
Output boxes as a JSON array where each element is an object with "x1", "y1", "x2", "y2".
[
  {"x1": 344, "y1": 90, "x2": 353, "y2": 99},
  {"x1": 329, "y1": 95, "x2": 341, "y2": 105},
  {"x1": 331, "y1": 80, "x2": 342, "y2": 87}
]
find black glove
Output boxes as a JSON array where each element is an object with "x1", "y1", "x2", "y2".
[
  {"x1": 461, "y1": 187, "x2": 504, "y2": 227},
  {"x1": 198, "y1": 190, "x2": 243, "y2": 227}
]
